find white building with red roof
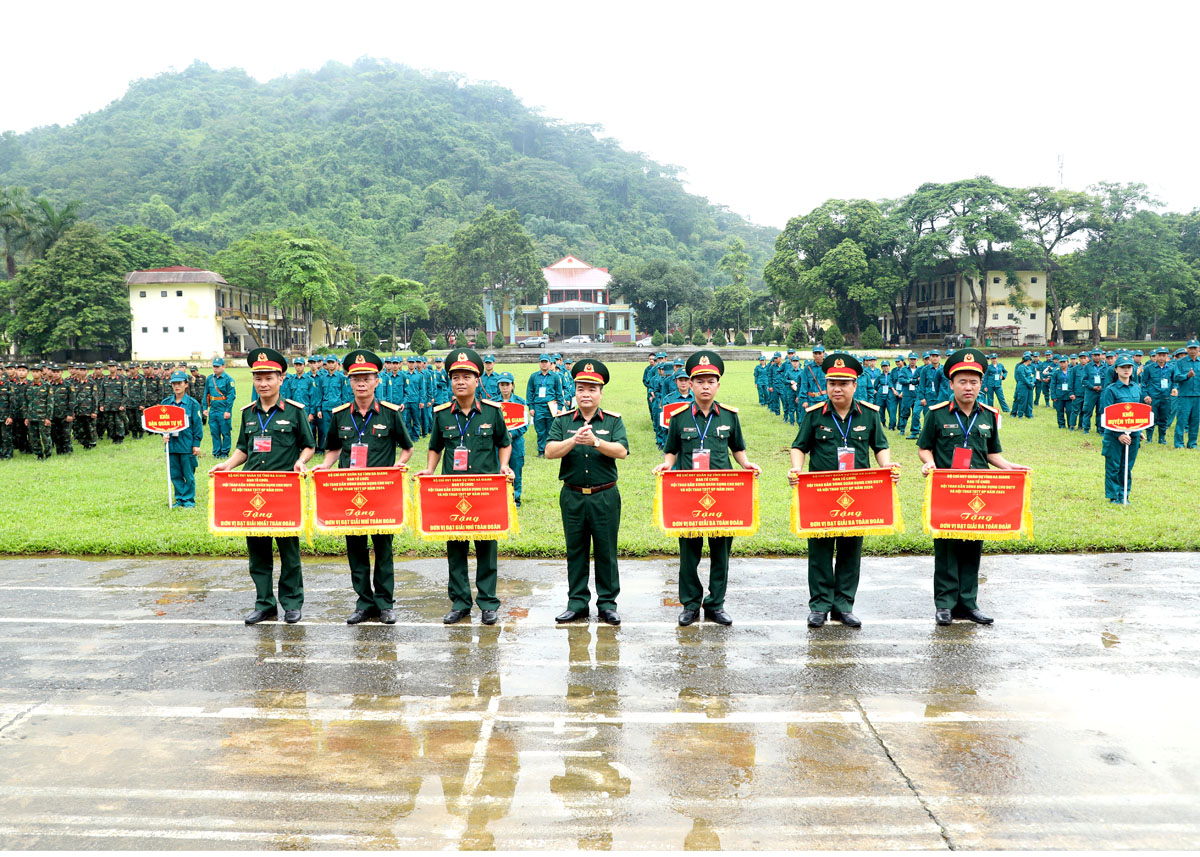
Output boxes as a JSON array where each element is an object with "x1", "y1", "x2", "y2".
[{"x1": 504, "y1": 256, "x2": 637, "y2": 343}]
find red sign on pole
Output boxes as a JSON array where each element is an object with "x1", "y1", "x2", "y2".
[
  {"x1": 414, "y1": 473, "x2": 516, "y2": 540},
  {"x1": 1101, "y1": 402, "x2": 1154, "y2": 432},
  {"x1": 659, "y1": 401, "x2": 691, "y2": 429},
  {"x1": 924, "y1": 469, "x2": 1032, "y2": 541},
  {"x1": 790, "y1": 468, "x2": 903, "y2": 538},
  {"x1": 311, "y1": 467, "x2": 408, "y2": 535},
  {"x1": 209, "y1": 471, "x2": 307, "y2": 538},
  {"x1": 143, "y1": 404, "x2": 189, "y2": 434},
  {"x1": 499, "y1": 401, "x2": 529, "y2": 432}
]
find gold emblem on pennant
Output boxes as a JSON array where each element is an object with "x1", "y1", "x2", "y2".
[
  {"x1": 250, "y1": 493, "x2": 266, "y2": 511},
  {"x1": 834, "y1": 358, "x2": 845, "y2": 368},
  {"x1": 352, "y1": 492, "x2": 367, "y2": 508},
  {"x1": 698, "y1": 493, "x2": 717, "y2": 510},
  {"x1": 837, "y1": 492, "x2": 854, "y2": 509},
  {"x1": 456, "y1": 498, "x2": 472, "y2": 514},
  {"x1": 964, "y1": 353, "x2": 977, "y2": 363},
  {"x1": 969, "y1": 496, "x2": 986, "y2": 513}
]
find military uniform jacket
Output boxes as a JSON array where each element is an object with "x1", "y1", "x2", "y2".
[
  {"x1": 205, "y1": 373, "x2": 236, "y2": 412},
  {"x1": 548, "y1": 407, "x2": 628, "y2": 487},
  {"x1": 643, "y1": 363, "x2": 659, "y2": 395},
  {"x1": 1141, "y1": 363, "x2": 1176, "y2": 399},
  {"x1": 986, "y1": 363, "x2": 1007, "y2": 389},
  {"x1": 0, "y1": 378, "x2": 8, "y2": 421},
  {"x1": 125, "y1": 376, "x2": 145, "y2": 411},
  {"x1": 30, "y1": 380, "x2": 52, "y2": 422},
  {"x1": 480, "y1": 372, "x2": 501, "y2": 401},
  {"x1": 1082, "y1": 361, "x2": 1107, "y2": 392},
  {"x1": 793, "y1": 399, "x2": 888, "y2": 470},
  {"x1": 324, "y1": 398, "x2": 413, "y2": 468},
  {"x1": 161, "y1": 394, "x2": 205, "y2": 452},
  {"x1": 189, "y1": 373, "x2": 207, "y2": 404},
  {"x1": 526, "y1": 371, "x2": 565, "y2": 409},
  {"x1": 664, "y1": 402, "x2": 746, "y2": 470},
  {"x1": 428, "y1": 399, "x2": 511, "y2": 474},
  {"x1": 918, "y1": 399, "x2": 1002, "y2": 470},
  {"x1": 801, "y1": 364, "x2": 827, "y2": 400},
  {"x1": 1173, "y1": 356, "x2": 1200, "y2": 396},
  {"x1": 1014, "y1": 362, "x2": 1035, "y2": 390},
  {"x1": 48, "y1": 380, "x2": 74, "y2": 419},
  {"x1": 235, "y1": 398, "x2": 315, "y2": 471},
  {"x1": 1050, "y1": 368, "x2": 1073, "y2": 400}
]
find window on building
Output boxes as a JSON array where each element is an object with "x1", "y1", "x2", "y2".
[
  {"x1": 947, "y1": 282, "x2": 955, "y2": 298},
  {"x1": 993, "y1": 277, "x2": 1000, "y2": 284},
  {"x1": 993, "y1": 313, "x2": 999, "y2": 320},
  {"x1": 178, "y1": 326, "x2": 185, "y2": 332},
  {"x1": 1029, "y1": 313, "x2": 1036, "y2": 319},
  {"x1": 176, "y1": 290, "x2": 183, "y2": 297},
  {"x1": 1031, "y1": 277, "x2": 1038, "y2": 283},
  {"x1": 162, "y1": 326, "x2": 169, "y2": 333},
  {"x1": 139, "y1": 291, "x2": 146, "y2": 298},
  {"x1": 161, "y1": 291, "x2": 168, "y2": 297},
  {"x1": 1007, "y1": 313, "x2": 1015, "y2": 320},
  {"x1": 141, "y1": 327, "x2": 148, "y2": 333}
]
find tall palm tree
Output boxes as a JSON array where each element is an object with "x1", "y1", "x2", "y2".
[
  {"x1": 0, "y1": 186, "x2": 30, "y2": 279},
  {"x1": 26, "y1": 197, "x2": 81, "y2": 259}
]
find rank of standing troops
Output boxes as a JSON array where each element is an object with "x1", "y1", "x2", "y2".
[{"x1": 13, "y1": 337, "x2": 1198, "y2": 628}]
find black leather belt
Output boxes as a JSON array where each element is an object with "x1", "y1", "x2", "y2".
[{"x1": 564, "y1": 481, "x2": 616, "y2": 495}]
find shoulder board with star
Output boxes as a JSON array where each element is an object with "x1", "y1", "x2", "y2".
[
  {"x1": 380, "y1": 401, "x2": 401, "y2": 412},
  {"x1": 433, "y1": 401, "x2": 453, "y2": 412},
  {"x1": 721, "y1": 404, "x2": 739, "y2": 413},
  {"x1": 928, "y1": 400, "x2": 950, "y2": 411},
  {"x1": 286, "y1": 399, "x2": 306, "y2": 409},
  {"x1": 858, "y1": 401, "x2": 880, "y2": 412},
  {"x1": 331, "y1": 402, "x2": 351, "y2": 414},
  {"x1": 805, "y1": 402, "x2": 824, "y2": 412}
]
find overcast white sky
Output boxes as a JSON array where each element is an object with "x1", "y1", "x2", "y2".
[{"x1": 7, "y1": 0, "x2": 1199, "y2": 228}]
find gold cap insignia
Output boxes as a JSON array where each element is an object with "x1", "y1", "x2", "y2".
[
  {"x1": 257, "y1": 353, "x2": 266, "y2": 362},
  {"x1": 834, "y1": 358, "x2": 845, "y2": 368},
  {"x1": 964, "y1": 353, "x2": 976, "y2": 363},
  {"x1": 699, "y1": 356, "x2": 711, "y2": 365},
  {"x1": 354, "y1": 354, "x2": 365, "y2": 364},
  {"x1": 585, "y1": 363, "x2": 594, "y2": 372},
  {"x1": 458, "y1": 352, "x2": 467, "y2": 362}
]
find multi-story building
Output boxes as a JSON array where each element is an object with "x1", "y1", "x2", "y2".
[{"x1": 498, "y1": 256, "x2": 638, "y2": 343}]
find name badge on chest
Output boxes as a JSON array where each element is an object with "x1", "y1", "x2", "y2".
[
  {"x1": 253, "y1": 435, "x2": 272, "y2": 453},
  {"x1": 350, "y1": 443, "x2": 368, "y2": 468},
  {"x1": 951, "y1": 446, "x2": 973, "y2": 469},
  {"x1": 837, "y1": 446, "x2": 855, "y2": 471},
  {"x1": 453, "y1": 447, "x2": 469, "y2": 471},
  {"x1": 691, "y1": 449, "x2": 710, "y2": 470}
]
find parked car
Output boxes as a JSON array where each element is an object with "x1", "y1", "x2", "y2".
[
  {"x1": 563, "y1": 335, "x2": 591, "y2": 344},
  {"x1": 635, "y1": 336, "x2": 654, "y2": 347},
  {"x1": 517, "y1": 335, "x2": 548, "y2": 348}
]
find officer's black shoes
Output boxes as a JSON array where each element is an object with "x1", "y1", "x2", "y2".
[
  {"x1": 952, "y1": 606, "x2": 994, "y2": 624},
  {"x1": 244, "y1": 607, "x2": 278, "y2": 625},
  {"x1": 346, "y1": 609, "x2": 376, "y2": 625},
  {"x1": 283, "y1": 610, "x2": 302, "y2": 624},
  {"x1": 807, "y1": 611, "x2": 827, "y2": 628},
  {"x1": 480, "y1": 609, "x2": 498, "y2": 625},
  {"x1": 704, "y1": 608, "x2": 732, "y2": 626},
  {"x1": 443, "y1": 608, "x2": 471, "y2": 624},
  {"x1": 678, "y1": 608, "x2": 700, "y2": 626},
  {"x1": 831, "y1": 610, "x2": 862, "y2": 628},
  {"x1": 599, "y1": 609, "x2": 621, "y2": 626},
  {"x1": 935, "y1": 609, "x2": 953, "y2": 626},
  {"x1": 555, "y1": 609, "x2": 589, "y2": 623},
  {"x1": 379, "y1": 609, "x2": 397, "y2": 625}
]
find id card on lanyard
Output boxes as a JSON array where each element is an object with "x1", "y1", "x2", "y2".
[
  {"x1": 831, "y1": 411, "x2": 855, "y2": 470},
  {"x1": 253, "y1": 407, "x2": 275, "y2": 453},
  {"x1": 453, "y1": 408, "x2": 475, "y2": 471},
  {"x1": 691, "y1": 407, "x2": 714, "y2": 470},
  {"x1": 951, "y1": 408, "x2": 978, "y2": 469},
  {"x1": 349, "y1": 408, "x2": 373, "y2": 468}
]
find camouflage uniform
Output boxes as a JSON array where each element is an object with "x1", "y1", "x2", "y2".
[
  {"x1": 48, "y1": 367, "x2": 75, "y2": 454},
  {"x1": 28, "y1": 370, "x2": 54, "y2": 459},
  {"x1": 0, "y1": 369, "x2": 12, "y2": 459},
  {"x1": 99, "y1": 366, "x2": 127, "y2": 443},
  {"x1": 126, "y1": 367, "x2": 146, "y2": 439}
]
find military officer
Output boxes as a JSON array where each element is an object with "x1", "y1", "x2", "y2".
[
  {"x1": 98, "y1": 361, "x2": 127, "y2": 444},
  {"x1": 26, "y1": 364, "x2": 53, "y2": 460},
  {"x1": 495, "y1": 372, "x2": 527, "y2": 507},
  {"x1": 210, "y1": 348, "x2": 315, "y2": 624},
  {"x1": 162, "y1": 369, "x2": 205, "y2": 508},
  {"x1": 918, "y1": 348, "x2": 1028, "y2": 625},
  {"x1": 416, "y1": 348, "x2": 513, "y2": 625},
  {"x1": 527, "y1": 354, "x2": 565, "y2": 456},
  {"x1": 1100, "y1": 355, "x2": 1143, "y2": 503},
  {"x1": 655, "y1": 351, "x2": 761, "y2": 626},
  {"x1": 790, "y1": 353, "x2": 899, "y2": 628},
  {"x1": 204, "y1": 358, "x2": 236, "y2": 457},
  {"x1": 312, "y1": 350, "x2": 413, "y2": 624},
  {"x1": 1141, "y1": 347, "x2": 1176, "y2": 444},
  {"x1": 545, "y1": 360, "x2": 629, "y2": 626},
  {"x1": 1172, "y1": 339, "x2": 1200, "y2": 449}
]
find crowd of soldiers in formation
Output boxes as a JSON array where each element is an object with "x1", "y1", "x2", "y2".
[
  {"x1": 745, "y1": 343, "x2": 1200, "y2": 448},
  {"x1": 0, "y1": 360, "x2": 213, "y2": 461}
]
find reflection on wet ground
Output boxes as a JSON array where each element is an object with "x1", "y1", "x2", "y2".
[{"x1": 0, "y1": 552, "x2": 1198, "y2": 848}]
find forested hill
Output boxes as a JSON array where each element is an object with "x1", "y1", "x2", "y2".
[{"x1": 0, "y1": 58, "x2": 775, "y2": 284}]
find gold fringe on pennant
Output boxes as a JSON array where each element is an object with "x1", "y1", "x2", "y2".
[
  {"x1": 922, "y1": 469, "x2": 1033, "y2": 542},
  {"x1": 207, "y1": 471, "x2": 309, "y2": 541},
  {"x1": 654, "y1": 471, "x2": 761, "y2": 539},
  {"x1": 789, "y1": 477, "x2": 905, "y2": 539}
]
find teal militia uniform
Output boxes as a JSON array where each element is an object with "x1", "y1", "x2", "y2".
[
  {"x1": 324, "y1": 362, "x2": 414, "y2": 616},
  {"x1": 236, "y1": 389, "x2": 315, "y2": 615},
  {"x1": 1079, "y1": 355, "x2": 1107, "y2": 432},
  {"x1": 549, "y1": 396, "x2": 628, "y2": 615},
  {"x1": 793, "y1": 389, "x2": 888, "y2": 618},
  {"x1": 1100, "y1": 365, "x2": 1142, "y2": 502},
  {"x1": 527, "y1": 358, "x2": 565, "y2": 455},
  {"x1": 984, "y1": 358, "x2": 1009, "y2": 412},
  {"x1": 1012, "y1": 355, "x2": 1035, "y2": 418},
  {"x1": 496, "y1": 373, "x2": 527, "y2": 506},
  {"x1": 1140, "y1": 351, "x2": 1176, "y2": 444},
  {"x1": 1050, "y1": 361, "x2": 1074, "y2": 428},
  {"x1": 918, "y1": 395, "x2": 1003, "y2": 615},
  {"x1": 162, "y1": 379, "x2": 204, "y2": 507},
  {"x1": 754, "y1": 360, "x2": 768, "y2": 404},
  {"x1": 896, "y1": 357, "x2": 921, "y2": 436},
  {"x1": 205, "y1": 363, "x2": 236, "y2": 456},
  {"x1": 428, "y1": 383, "x2": 512, "y2": 615},
  {"x1": 1172, "y1": 343, "x2": 1200, "y2": 449},
  {"x1": 664, "y1": 399, "x2": 748, "y2": 615}
]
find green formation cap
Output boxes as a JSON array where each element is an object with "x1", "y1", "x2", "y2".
[{"x1": 944, "y1": 348, "x2": 989, "y2": 379}]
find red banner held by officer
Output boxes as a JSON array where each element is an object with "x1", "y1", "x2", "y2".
[
  {"x1": 791, "y1": 468, "x2": 903, "y2": 538},
  {"x1": 654, "y1": 470, "x2": 759, "y2": 538},
  {"x1": 209, "y1": 471, "x2": 308, "y2": 538},
  {"x1": 311, "y1": 467, "x2": 408, "y2": 536},
  {"x1": 924, "y1": 469, "x2": 1033, "y2": 541},
  {"x1": 414, "y1": 473, "x2": 517, "y2": 541}
]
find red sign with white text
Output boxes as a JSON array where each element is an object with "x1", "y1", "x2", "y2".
[
  {"x1": 311, "y1": 467, "x2": 408, "y2": 535},
  {"x1": 655, "y1": 469, "x2": 758, "y2": 538},
  {"x1": 924, "y1": 469, "x2": 1031, "y2": 540},
  {"x1": 143, "y1": 404, "x2": 189, "y2": 434},
  {"x1": 791, "y1": 468, "x2": 902, "y2": 538},
  {"x1": 1101, "y1": 402, "x2": 1154, "y2": 432},
  {"x1": 415, "y1": 473, "x2": 515, "y2": 540},
  {"x1": 499, "y1": 401, "x2": 529, "y2": 432},
  {"x1": 209, "y1": 471, "x2": 306, "y2": 537}
]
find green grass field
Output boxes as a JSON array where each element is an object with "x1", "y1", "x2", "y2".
[{"x1": 1, "y1": 361, "x2": 1194, "y2": 556}]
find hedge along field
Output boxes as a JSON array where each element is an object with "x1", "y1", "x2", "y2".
[{"x1": 0, "y1": 359, "x2": 1194, "y2": 557}]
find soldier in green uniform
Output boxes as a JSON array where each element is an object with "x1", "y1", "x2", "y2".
[
  {"x1": 11, "y1": 362, "x2": 32, "y2": 454},
  {"x1": 71, "y1": 364, "x2": 97, "y2": 449},
  {"x1": 312, "y1": 350, "x2": 414, "y2": 624},
  {"x1": 98, "y1": 361, "x2": 127, "y2": 444},
  {"x1": 416, "y1": 348, "x2": 514, "y2": 625},
  {"x1": 125, "y1": 364, "x2": 145, "y2": 440},
  {"x1": 655, "y1": 351, "x2": 761, "y2": 626},
  {"x1": 211, "y1": 348, "x2": 316, "y2": 625},
  {"x1": 545, "y1": 360, "x2": 629, "y2": 626},
  {"x1": 27, "y1": 364, "x2": 53, "y2": 460},
  {"x1": 0, "y1": 364, "x2": 12, "y2": 459},
  {"x1": 789, "y1": 353, "x2": 900, "y2": 628},
  {"x1": 918, "y1": 348, "x2": 1028, "y2": 626},
  {"x1": 47, "y1": 364, "x2": 74, "y2": 455}
]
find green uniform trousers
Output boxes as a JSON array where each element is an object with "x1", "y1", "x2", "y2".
[
  {"x1": 29, "y1": 421, "x2": 52, "y2": 459},
  {"x1": 0, "y1": 422, "x2": 11, "y2": 458},
  {"x1": 807, "y1": 536, "x2": 862, "y2": 613},
  {"x1": 73, "y1": 415, "x2": 98, "y2": 448},
  {"x1": 933, "y1": 538, "x2": 982, "y2": 611},
  {"x1": 559, "y1": 486, "x2": 621, "y2": 611},
  {"x1": 246, "y1": 536, "x2": 304, "y2": 611},
  {"x1": 447, "y1": 540, "x2": 500, "y2": 611},
  {"x1": 52, "y1": 418, "x2": 73, "y2": 454},
  {"x1": 678, "y1": 536, "x2": 732, "y2": 611},
  {"x1": 100, "y1": 411, "x2": 125, "y2": 442},
  {"x1": 347, "y1": 534, "x2": 394, "y2": 612}
]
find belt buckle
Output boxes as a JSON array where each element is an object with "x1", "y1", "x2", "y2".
[{"x1": 581, "y1": 487, "x2": 592, "y2": 495}]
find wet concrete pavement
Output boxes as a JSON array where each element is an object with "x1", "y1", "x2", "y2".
[{"x1": 0, "y1": 552, "x2": 1198, "y2": 849}]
